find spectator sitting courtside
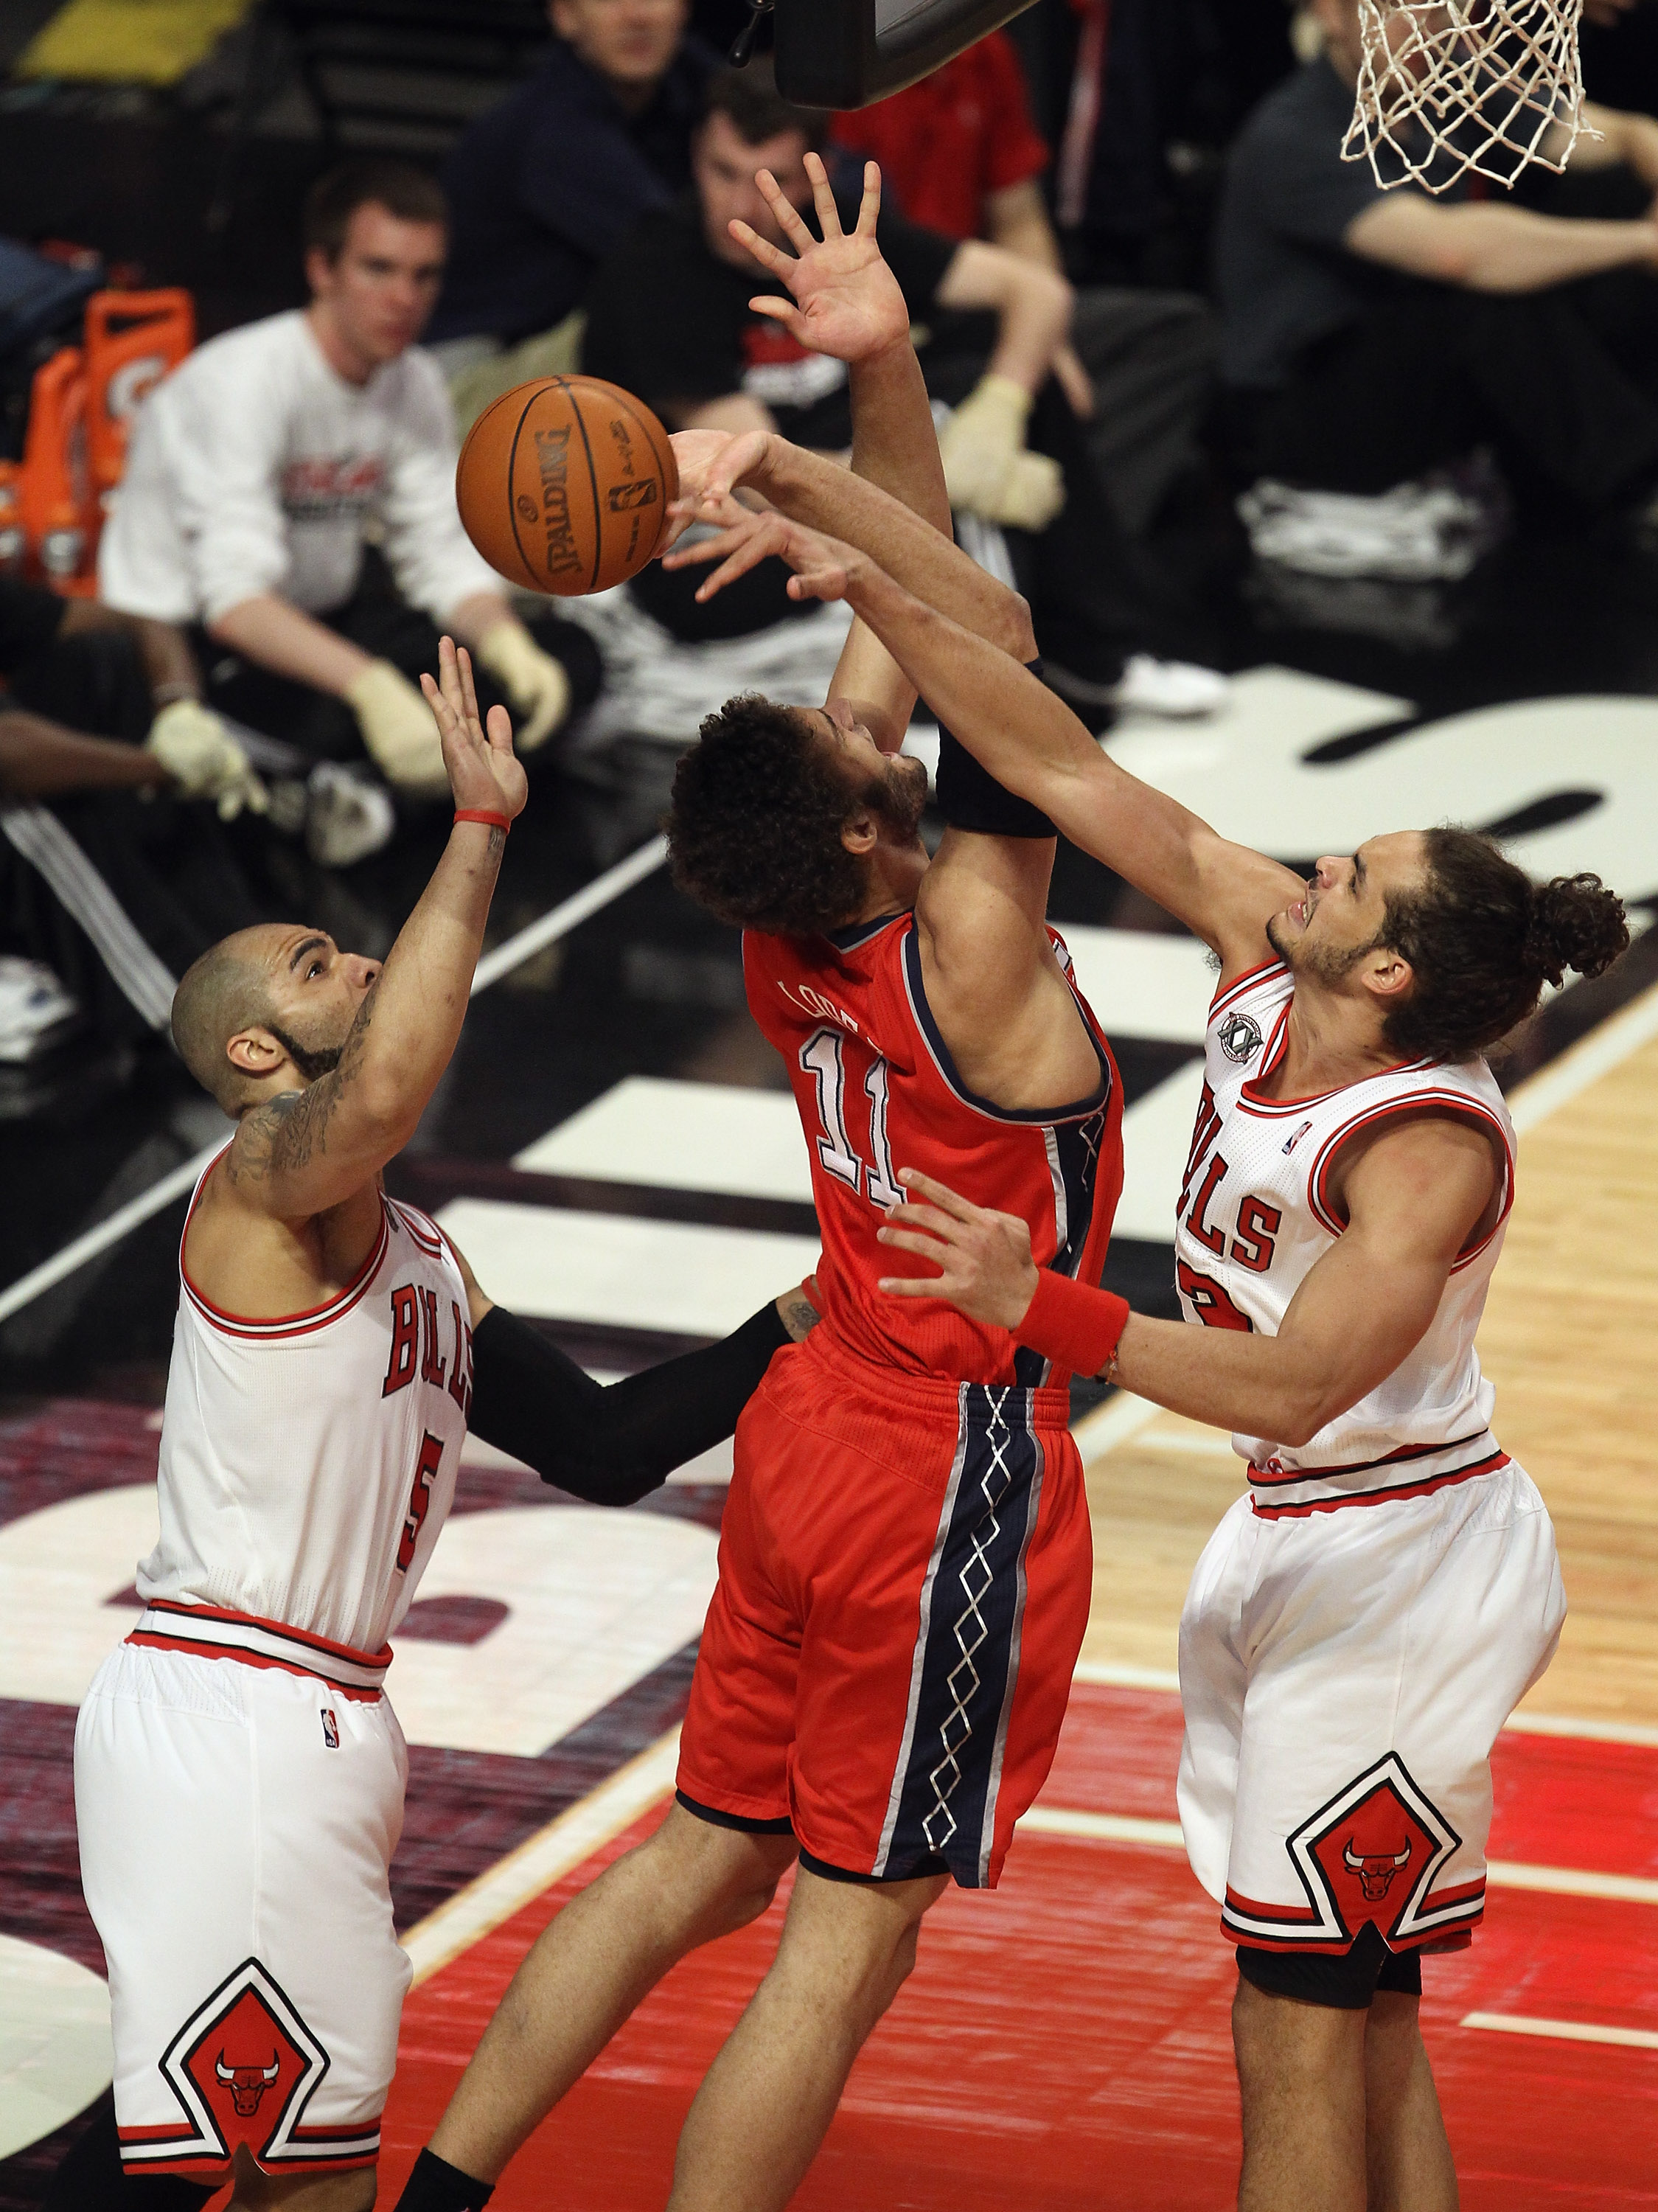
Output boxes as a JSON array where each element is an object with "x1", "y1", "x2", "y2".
[
  {"x1": 0, "y1": 574, "x2": 265, "y2": 1051},
  {"x1": 97, "y1": 160, "x2": 599, "y2": 811},
  {"x1": 585, "y1": 64, "x2": 1219, "y2": 709},
  {"x1": 429, "y1": 0, "x2": 717, "y2": 423},
  {"x1": 1219, "y1": 0, "x2": 1658, "y2": 529}
]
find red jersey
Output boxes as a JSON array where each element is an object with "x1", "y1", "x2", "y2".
[{"x1": 746, "y1": 911, "x2": 1123, "y2": 1388}]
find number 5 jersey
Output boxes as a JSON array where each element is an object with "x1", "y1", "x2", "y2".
[{"x1": 133, "y1": 1152, "x2": 473, "y2": 1672}]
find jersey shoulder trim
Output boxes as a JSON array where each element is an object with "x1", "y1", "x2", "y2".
[
  {"x1": 1306, "y1": 1088, "x2": 1515, "y2": 1265},
  {"x1": 900, "y1": 924, "x2": 1111, "y2": 1127},
  {"x1": 1211, "y1": 958, "x2": 1289, "y2": 1018},
  {"x1": 386, "y1": 1197, "x2": 445, "y2": 1258},
  {"x1": 181, "y1": 1188, "x2": 391, "y2": 1341}
]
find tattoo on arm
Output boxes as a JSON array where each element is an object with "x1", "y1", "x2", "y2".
[
  {"x1": 227, "y1": 981, "x2": 380, "y2": 1188},
  {"x1": 780, "y1": 1293, "x2": 821, "y2": 1343}
]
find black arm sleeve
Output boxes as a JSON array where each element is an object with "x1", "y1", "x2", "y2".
[
  {"x1": 933, "y1": 658, "x2": 1056, "y2": 838},
  {"x1": 467, "y1": 1298, "x2": 793, "y2": 1506}
]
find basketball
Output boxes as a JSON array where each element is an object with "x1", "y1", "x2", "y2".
[{"x1": 454, "y1": 375, "x2": 679, "y2": 597}]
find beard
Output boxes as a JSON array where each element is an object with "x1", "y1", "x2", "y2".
[
  {"x1": 1269, "y1": 910, "x2": 1378, "y2": 990},
  {"x1": 265, "y1": 1020, "x2": 345, "y2": 1085},
  {"x1": 870, "y1": 753, "x2": 930, "y2": 844}
]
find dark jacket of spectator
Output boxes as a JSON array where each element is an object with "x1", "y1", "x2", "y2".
[
  {"x1": 582, "y1": 189, "x2": 958, "y2": 448},
  {"x1": 430, "y1": 32, "x2": 719, "y2": 346},
  {"x1": 1214, "y1": 55, "x2": 1446, "y2": 392}
]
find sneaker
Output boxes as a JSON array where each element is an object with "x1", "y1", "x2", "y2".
[
  {"x1": 305, "y1": 762, "x2": 397, "y2": 869},
  {"x1": 1107, "y1": 655, "x2": 1230, "y2": 718}
]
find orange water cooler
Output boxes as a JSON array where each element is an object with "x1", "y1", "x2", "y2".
[{"x1": 13, "y1": 287, "x2": 194, "y2": 591}]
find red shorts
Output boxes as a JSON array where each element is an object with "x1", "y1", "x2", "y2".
[{"x1": 678, "y1": 1332, "x2": 1092, "y2": 1888}]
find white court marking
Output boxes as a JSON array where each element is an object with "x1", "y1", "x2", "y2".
[
  {"x1": 401, "y1": 1730, "x2": 681, "y2": 1978},
  {"x1": 389, "y1": 1508, "x2": 718, "y2": 1757},
  {"x1": 433, "y1": 1198, "x2": 822, "y2": 1337},
  {"x1": 516, "y1": 1077, "x2": 812, "y2": 1200},
  {"x1": 0, "y1": 1489, "x2": 717, "y2": 1759},
  {"x1": 1020, "y1": 1804, "x2": 1658, "y2": 1906},
  {"x1": 1461, "y1": 2011, "x2": 1658, "y2": 2051},
  {"x1": 1051, "y1": 925, "x2": 1215, "y2": 1048},
  {"x1": 0, "y1": 1935, "x2": 112, "y2": 2162},
  {"x1": 1115, "y1": 1060, "x2": 1208, "y2": 1243},
  {"x1": 508, "y1": 1050, "x2": 1208, "y2": 1259}
]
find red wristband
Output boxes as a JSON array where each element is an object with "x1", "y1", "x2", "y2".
[
  {"x1": 454, "y1": 808, "x2": 510, "y2": 832},
  {"x1": 1016, "y1": 1271, "x2": 1131, "y2": 1380}
]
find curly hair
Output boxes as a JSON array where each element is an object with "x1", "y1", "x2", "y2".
[
  {"x1": 667, "y1": 694, "x2": 876, "y2": 934},
  {"x1": 1379, "y1": 828, "x2": 1629, "y2": 1062}
]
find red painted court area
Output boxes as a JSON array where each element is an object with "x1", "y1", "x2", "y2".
[{"x1": 379, "y1": 1688, "x2": 1658, "y2": 2210}]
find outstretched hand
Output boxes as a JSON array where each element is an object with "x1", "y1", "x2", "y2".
[
  {"x1": 734, "y1": 154, "x2": 910, "y2": 365},
  {"x1": 877, "y1": 1167, "x2": 1041, "y2": 1330},
  {"x1": 668, "y1": 427, "x2": 773, "y2": 510},
  {"x1": 420, "y1": 637, "x2": 529, "y2": 825},
  {"x1": 662, "y1": 493, "x2": 859, "y2": 607}
]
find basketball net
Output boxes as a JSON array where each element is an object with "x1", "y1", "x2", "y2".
[{"x1": 1342, "y1": 0, "x2": 1596, "y2": 192}]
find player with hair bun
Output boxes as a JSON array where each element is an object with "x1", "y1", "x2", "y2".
[{"x1": 657, "y1": 445, "x2": 1628, "y2": 2211}]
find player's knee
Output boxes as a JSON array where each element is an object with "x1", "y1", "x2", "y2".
[
  {"x1": 873, "y1": 1916, "x2": 924, "y2": 2014},
  {"x1": 1232, "y1": 1972, "x2": 1359, "y2": 2097},
  {"x1": 649, "y1": 1809, "x2": 793, "y2": 1942},
  {"x1": 702, "y1": 1861, "x2": 786, "y2": 1938}
]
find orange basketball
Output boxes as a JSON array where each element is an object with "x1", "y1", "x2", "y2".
[{"x1": 454, "y1": 375, "x2": 679, "y2": 597}]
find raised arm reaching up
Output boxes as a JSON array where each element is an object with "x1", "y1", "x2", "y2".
[
  {"x1": 174, "y1": 639, "x2": 525, "y2": 1317},
  {"x1": 666, "y1": 155, "x2": 1034, "y2": 713},
  {"x1": 667, "y1": 499, "x2": 1294, "y2": 977}
]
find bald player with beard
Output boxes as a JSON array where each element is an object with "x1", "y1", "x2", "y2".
[{"x1": 55, "y1": 642, "x2": 816, "y2": 2212}]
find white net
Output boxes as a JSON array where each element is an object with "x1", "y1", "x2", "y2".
[{"x1": 1342, "y1": 0, "x2": 1592, "y2": 193}]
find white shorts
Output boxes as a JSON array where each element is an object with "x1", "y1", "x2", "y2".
[
  {"x1": 75, "y1": 1640, "x2": 411, "y2": 2182},
  {"x1": 1177, "y1": 1459, "x2": 1564, "y2": 1957}
]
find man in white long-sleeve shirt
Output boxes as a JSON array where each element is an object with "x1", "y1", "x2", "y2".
[{"x1": 100, "y1": 160, "x2": 599, "y2": 799}]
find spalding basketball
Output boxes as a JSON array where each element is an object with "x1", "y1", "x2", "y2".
[{"x1": 455, "y1": 376, "x2": 679, "y2": 597}]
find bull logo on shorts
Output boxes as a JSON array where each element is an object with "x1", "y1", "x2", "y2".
[
  {"x1": 141, "y1": 1959, "x2": 338, "y2": 2174},
  {"x1": 1342, "y1": 1836, "x2": 1412, "y2": 1901},
  {"x1": 214, "y1": 2051, "x2": 281, "y2": 2116},
  {"x1": 1250, "y1": 1752, "x2": 1486, "y2": 1952}
]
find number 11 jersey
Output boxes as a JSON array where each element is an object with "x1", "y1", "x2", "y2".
[{"x1": 746, "y1": 911, "x2": 1124, "y2": 1388}]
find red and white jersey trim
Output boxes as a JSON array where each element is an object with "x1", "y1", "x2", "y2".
[
  {"x1": 178, "y1": 1146, "x2": 392, "y2": 1341},
  {"x1": 1248, "y1": 1433, "x2": 1511, "y2": 1518},
  {"x1": 127, "y1": 1599, "x2": 390, "y2": 1697},
  {"x1": 1306, "y1": 1091, "x2": 1515, "y2": 1268}
]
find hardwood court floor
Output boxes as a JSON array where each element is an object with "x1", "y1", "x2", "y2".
[{"x1": 1077, "y1": 993, "x2": 1658, "y2": 1736}]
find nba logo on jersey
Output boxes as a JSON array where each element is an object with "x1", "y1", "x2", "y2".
[{"x1": 320, "y1": 1711, "x2": 339, "y2": 1750}]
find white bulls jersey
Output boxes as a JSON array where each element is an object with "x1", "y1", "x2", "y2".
[
  {"x1": 133, "y1": 1146, "x2": 473, "y2": 1681},
  {"x1": 1174, "y1": 959, "x2": 1515, "y2": 1516}
]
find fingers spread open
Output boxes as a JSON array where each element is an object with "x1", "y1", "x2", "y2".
[
  {"x1": 759, "y1": 167, "x2": 818, "y2": 252},
  {"x1": 456, "y1": 645, "x2": 484, "y2": 739},
  {"x1": 419, "y1": 669, "x2": 453, "y2": 734},
  {"x1": 875, "y1": 1226, "x2": 950, "y2": 1260},
  {"x1": 896, "y1": 1166, "x2": 977, "y2": 1220},
  {"x1": 729, "y1": 218, "x2": 790, "y2": 276},
  {"x1": 485, "y1": 702, "x2": 514, "y2": 752},
  {"x1": 854, "y1": 159, "x2": 882, "y2": 236},
  {"x1": 881, "y1": 1204, "x2": 962, "y2": 1241},
  {"x1": 746, "y1": 296, "x2": 805, "y2": 337},
  {"x1": 803, "y1": 150, "x2": 843, "y2": 239}
]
